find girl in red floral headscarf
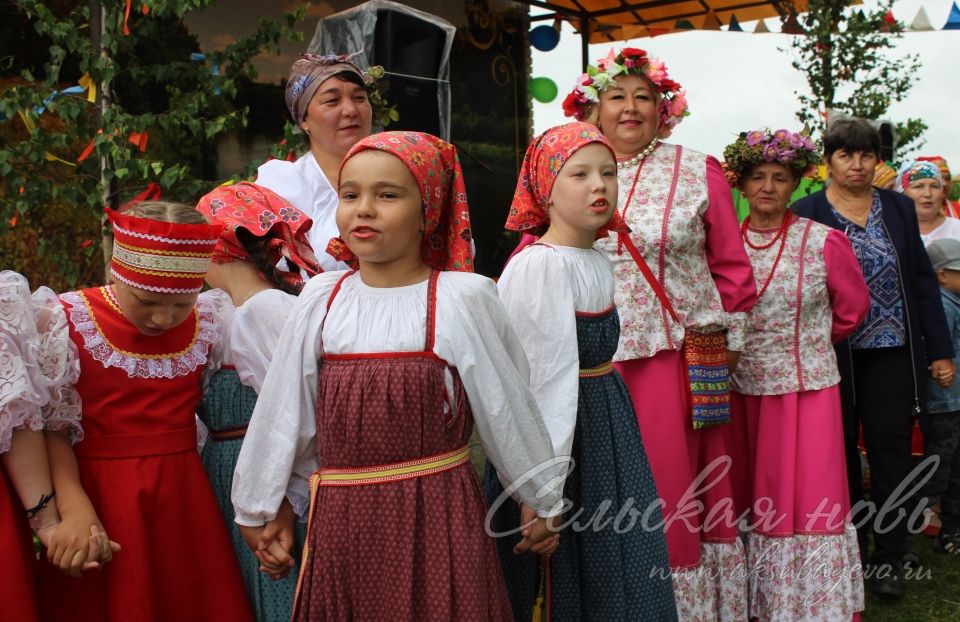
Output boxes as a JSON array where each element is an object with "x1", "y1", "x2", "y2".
[
  {"x1": 195, "y1": 182, "x2": 320, "y2": 622},
  {"x1": 232, "y1": 131, "x2": 564, "y2": 621},
  {"x1": 488, "y1": 122, "x2": 677, "y2": 620}
]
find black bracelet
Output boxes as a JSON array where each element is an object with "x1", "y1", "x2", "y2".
[{"x1": 25, "y1": 491, "x2": 55, "y2": 519}]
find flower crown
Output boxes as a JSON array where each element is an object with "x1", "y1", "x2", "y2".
[
  {"x1": 721, "y1": 129, "x2": 819, "y2": 187},
  {"x1": 561, "y1": 47, "x2": 689, "y2": 133}
]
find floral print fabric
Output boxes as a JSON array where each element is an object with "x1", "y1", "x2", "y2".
[
  {"x1": 196, "y1": 181, "x2": 321, "y2": 285},
  {"x1": 328, "y1": 131, "x2": 474, "y2": 272},
  {"x1": 506, "y1": 121, "x2": 627, "y2": 238},
  {"x1": 594, "y1": 143, "x2": 738, "y2": 361}
]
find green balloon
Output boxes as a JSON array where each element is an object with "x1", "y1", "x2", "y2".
[{"x1": 529, "y1": 77, "x2": 558, "y2": 103}]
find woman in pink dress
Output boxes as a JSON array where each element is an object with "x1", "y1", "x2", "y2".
[{"x1": 722, "y1": 128, "x2": 869, "y2": 620}]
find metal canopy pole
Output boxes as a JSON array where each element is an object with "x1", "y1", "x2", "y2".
[{"x1": 580, "y1": 11, "x2": 590, "y2": 70}]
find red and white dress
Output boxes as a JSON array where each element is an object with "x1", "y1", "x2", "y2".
[
  {"x1": 233, "y1": 270, "x2": 563, "y2": 622},
  {"x1": 728, "y1": 215, "x2": 869, "y2": 621},
  {"x1": 35, "y1": 285, "x2": 253, "y2": 622}
]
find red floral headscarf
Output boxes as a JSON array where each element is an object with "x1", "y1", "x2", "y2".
[
  {"x1": 195, "y1": 182, "x2": 321, "y2": 287},
  {"x1": 328, "y1": 131, "x2": 474, "y2": 272},
  {"x1": 506, "y1": 122, "x2": 627, "y2": 238}
]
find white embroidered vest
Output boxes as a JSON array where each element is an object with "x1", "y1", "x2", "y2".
[
  {"x1": 595, "y1": 142, "x2": 727, "y2": 361},
  {"x1": 731, "y1": 217, "x2": 840, "y2": 395}
]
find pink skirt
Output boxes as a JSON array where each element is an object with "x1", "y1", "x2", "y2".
[
  {"x1": 615, "y1": 350, "x2": 740, "y2": 569},
  {"x1": 727, "y1": 387, "x2": 850, "y2": 534},
  {"x1": 728, "y1": 387, "x2": 864, "y2": 621}
]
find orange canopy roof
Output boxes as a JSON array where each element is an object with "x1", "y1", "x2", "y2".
[{"x1": 519, "y1": 0, "x2": 809, "y2": 42}]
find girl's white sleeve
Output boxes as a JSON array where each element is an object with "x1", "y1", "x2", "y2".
[
  {"x1": 497, "y1": 248, "x2": 580, "y2": 467},
  {"x1": 32, "y1": 286, "x2": 83, "y2": 443},
  {"x1": 231, "y1": 273, "x2": 341, "y2": 525},
  {"x1": 1, "y1": 272, "x2": 81, "y2": 450},
  {"x1": 230, "y1": 290, "x2": 296, "y2": 395},
  {"x1": 198, "y1": 289, "x2": 235, "y2": 389},
  {"x1": 438, "y1": 273, "x2": 564, "y2": 518}
]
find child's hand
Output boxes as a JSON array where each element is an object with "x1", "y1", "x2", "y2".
[
  {"x1": 258, "y1": 540, "x2": 294, "y2": 580},
  {"x1": 930, "y1": 358, "x2": 957, "y2": 387},
  {"x1": 81, "y1": 524, "x2": 122, "y2": 570},
  {"x1": 513, "y1": 503, "x2": 561, "y2": 556},
  {"x1": 239, "y1": 524, "x2": 266, "y2": 555},
  {"x1": 239, "y1": 521, "x2": 295, "y2": 578},
  {"x1": 256, "y1": 502, "x2": 297, "y2": 578},
  {"x1": 46, "y1": 513, "x2": 120, "y2": 577}
]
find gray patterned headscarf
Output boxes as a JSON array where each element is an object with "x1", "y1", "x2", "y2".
[{"x1": 285, "y1": 53, "x2": 366, "y2": 126}]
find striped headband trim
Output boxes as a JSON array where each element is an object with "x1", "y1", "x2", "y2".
[
  {"x1": 112, "y1": 222, "x2": 220, "y2": 245},
  {"x1": 112, "y1": 244, "x2": 212, "y2": 274},
  {"x1": 110, "y1": 269, "x2": 203, "y2": 294}
]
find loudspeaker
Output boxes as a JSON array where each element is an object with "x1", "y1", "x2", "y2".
[
  {"x1": 372, "y1": 9, "x2": 447, "y2": 137},
  {"x1": 309, "y1": 2, "x2": 455, "y2": 139},
  {"x1": 878, "y1": 121, "x2": 895, "y2": 163}
]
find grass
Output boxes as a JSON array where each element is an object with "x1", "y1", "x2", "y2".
[{"x1": 862, "y1": 534, "x2": 960, "y2": 621}]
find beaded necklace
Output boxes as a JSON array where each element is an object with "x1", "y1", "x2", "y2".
[
  {"x1": 615, "y1": 139, "x2": 659, "y2": 170},
  {"x1": 741, "y1": 214, "x2": 792, "y2": 299}
]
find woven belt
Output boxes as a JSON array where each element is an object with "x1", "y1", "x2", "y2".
[
  {"x1": 312, "y1": 445, "x2": 470, "y2": 487},
  {"x1": 207, "y1": 425, "x2": 247, "y2": 441},
  {"x1": 579, "y1": 361, "x2": 613, "y2": 378}
]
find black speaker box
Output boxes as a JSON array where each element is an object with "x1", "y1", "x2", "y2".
[{"x1": 373, "y1": 9, "x2": 447, "y2": 137}]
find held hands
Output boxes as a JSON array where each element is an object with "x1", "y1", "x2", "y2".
[
  {"x1": 513, "y1": 503, "x2": 561, "y2": 557},
  {"x1": 44, "y1": 510, "x2": 121, "y2": 577},
  {"x1": 239, "y1": 499, "x2": 297, "y2": 580},
  {"x1": 930, "y1": 358, "x2": 957, "y2": 388}
]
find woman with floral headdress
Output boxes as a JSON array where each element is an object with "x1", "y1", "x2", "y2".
[
  {"x1": 256, "y1": 54, "x2": 374, "y2": 272},
  {"x1": 897, "y1": 159, "x2": 960, "y2": 246},
  {"x1": 722, "y1": 129, "x2": 869, "y2": 621},
  {"x1": 561, "y1": 47, "x2": 757, "y2": 618},
  {"x1": 195, "y1": 182, "x2": 322, "y2": 622}
]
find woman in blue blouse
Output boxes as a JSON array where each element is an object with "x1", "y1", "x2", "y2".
[{"x1": 793, "y1": 118, "x2": 956, "y2": 600}]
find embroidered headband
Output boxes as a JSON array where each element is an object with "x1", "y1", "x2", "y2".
[
  {"x1": 195, "y1": 182, "x2": 321, "y2": 287},
  {"x1": 917, "y1": 155, "x2": 951, "y2": 181},
  {"x1": 507, "y1": 121, "x2": 627, "y2": 238},
  {"x1": 562, "y1": 47, "x2": 688, "y2": 134},
  {"x1": 107, "y1": 208, "x2": 223, "y2": 294},
  {"x1": 285, "y1": 53, "x2": 366, "y2": 126},
  {"x1": 873, "y1": 161, "x2": 897, "y2": 189},
  {"x1": 328, "y1": 131, "x2": 474, "y2": 272},
  {"x1": 896, "y1": 160, "x2": 942, "y2": 193}
]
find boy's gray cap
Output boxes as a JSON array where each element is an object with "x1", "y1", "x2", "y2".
[{"x1": 926, "y1": 238, "x2": 960, "y2": 271}]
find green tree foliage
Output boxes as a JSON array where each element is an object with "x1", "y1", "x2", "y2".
[
  {"x1": 0, "y1": 0, "x2": 304, "y2": 289},
  {"x1": 782, "y1": 0, "x2": 926, "y2": 156}
]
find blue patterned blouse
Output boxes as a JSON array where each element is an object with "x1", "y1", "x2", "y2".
[{"x1": 831, "y1": 192, "x2": 906, "y2": 349}]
